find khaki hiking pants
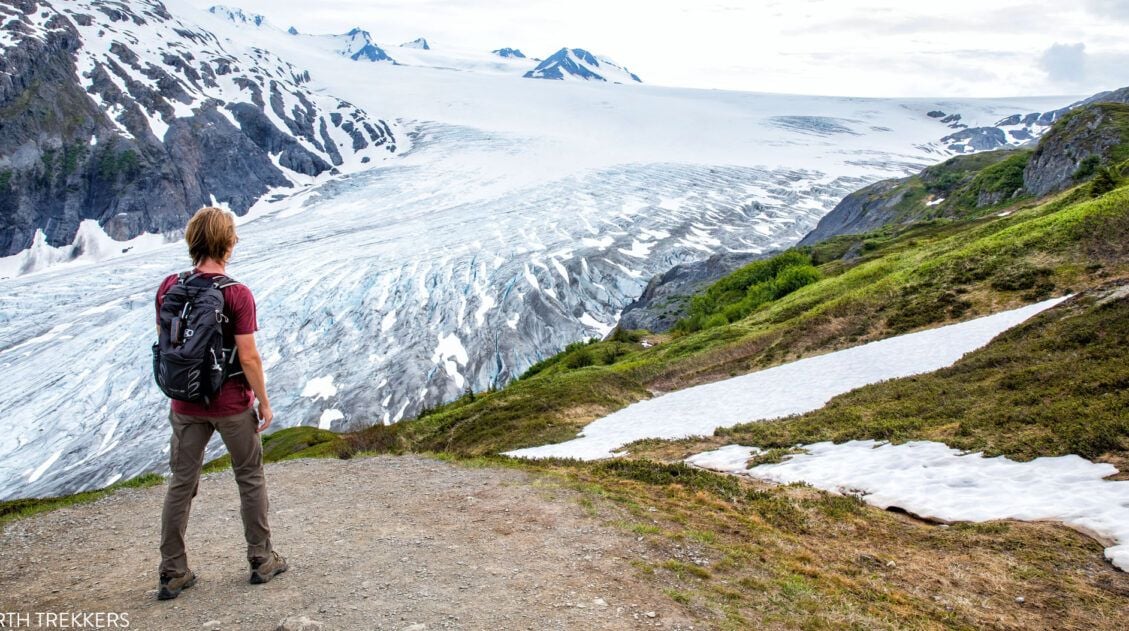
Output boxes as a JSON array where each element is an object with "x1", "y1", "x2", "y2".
[{"x1": 159, "y1": 407, "x2": 273, "y2": 578}]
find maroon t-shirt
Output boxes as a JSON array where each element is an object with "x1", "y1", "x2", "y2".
[{"x1": 156, "y1": 269, "x2": 259, "y2": 417}]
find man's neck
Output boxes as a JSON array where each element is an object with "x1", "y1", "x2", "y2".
[{"x1": 195, "y1": 260, "x2": 226, "y2": 274}]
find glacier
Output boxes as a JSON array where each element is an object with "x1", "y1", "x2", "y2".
[{"x1": 0, "y1": 0, "x2": 1079, "y2": 500}]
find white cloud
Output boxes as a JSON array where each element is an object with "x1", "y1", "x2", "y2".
[
  {"x1": 1085, "y1": 0, "x2": 1129, "y2": 20},
  {"x1": 1038, "y1": 41, "x2": 1129, "y2": 92},
  {"x1": 1040, "y1": 42, "x2": 1088, "y2": 86}
]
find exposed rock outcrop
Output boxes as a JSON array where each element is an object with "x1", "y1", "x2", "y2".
[
  {"x1": 796, "y1": 178, "x2": 912, "y2": 247},
  {"x1": 1022, "y1": 103, "x2": 1129, "y2": 198},
  {"x1": 618, "y1": 251, "x2": 767, "y2": 333}
]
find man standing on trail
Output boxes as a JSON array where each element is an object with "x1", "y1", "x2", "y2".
[{"x1": 153, "y1": 206, "x2": 287, "y2": 600}]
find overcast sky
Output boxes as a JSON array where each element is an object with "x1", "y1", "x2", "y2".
[{"x1": 188, "y1": 0, "x2": 1129, "y2": 98}]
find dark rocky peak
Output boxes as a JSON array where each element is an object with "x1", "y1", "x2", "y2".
[
  {"x1": 492, "y1": 47, "x2": 525, "y2": 58},
  {"x1": 1081, "y1": 86, "x2": 1129, "y2": 107},
  {"x1": 1023, "y1": 101, "x2": 1129, "y2": 197},
  {"x1": 940, "y1": 127, "x2": 1006, "y2": 153},
  {"x1": 523, "y1": 47, "x2": 642, "y2": 83}
]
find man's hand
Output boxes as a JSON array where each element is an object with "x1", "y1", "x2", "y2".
[{"x1": 256, "y1": 401, "x2": 273, "y2": 433}]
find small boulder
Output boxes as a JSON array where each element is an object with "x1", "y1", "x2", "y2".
[{"x1": 275, "y1": 616, "x2": 324, "y2": 631}]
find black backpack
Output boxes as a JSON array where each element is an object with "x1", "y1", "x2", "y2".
[{"x1": 152, "y1": 271, "x2": 245, "y2": 406}]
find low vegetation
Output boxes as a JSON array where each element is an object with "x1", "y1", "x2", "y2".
[
  {"x1": 674, "y1": 250, "x2": 820, "y2": 333},
  {"x1": 0, "y1": 473, "x2": 164, "y2": 529},
  {"x1": 550, "y1": 456, "x2": 1129, "y2": 630},
  {"x1": 630, "y1": 285, "x2": 1128, "y2": 465},
  {"x1": 201, "y1": 425, "x2": 342, "y2": 473}
]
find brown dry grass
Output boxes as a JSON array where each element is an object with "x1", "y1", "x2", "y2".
[{"x1": 541, "y1": 459, "x2": 1129, "y2": 630}]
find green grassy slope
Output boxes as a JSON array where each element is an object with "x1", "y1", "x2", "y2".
[{"x1": 710, "y1": 285, "x2": 1129, "y2": 461}]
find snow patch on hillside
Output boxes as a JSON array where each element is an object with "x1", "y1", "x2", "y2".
[
  {"x1": 504, "y1": 296, "x2": 1069, "y2": 460},
  {"x1": 687, "y1": 441, "x2": 1129, "y2": 571}
]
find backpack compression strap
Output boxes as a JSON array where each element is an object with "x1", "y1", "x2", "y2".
[{"x1": 207, "y1": 274, "x2": 245, "y2": 379}]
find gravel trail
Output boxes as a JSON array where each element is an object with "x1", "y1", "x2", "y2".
[{"x1": 0, "y1": 455, "x2": 697, "y2": 630}]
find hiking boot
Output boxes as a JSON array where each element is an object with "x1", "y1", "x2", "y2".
[
  {"x1": 157, "y1": 570, "x2": 196, "y2": 600},
  {"x1": 249, "y1": 551, "x2": 288, "y2": 584}
]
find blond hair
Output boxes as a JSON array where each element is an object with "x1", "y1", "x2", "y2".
[{"x1": 185, "y1": 206, "x2": 237, "y2": 266}]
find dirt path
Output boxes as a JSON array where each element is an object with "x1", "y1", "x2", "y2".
[{"x1": 0, "y1": 456, "x2": 698, "y2": 630}]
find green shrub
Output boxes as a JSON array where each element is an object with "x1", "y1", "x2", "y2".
[
  {"x1": 1074, "y1": 155, "x2": 1101, "y2": 181},
  {"x1": 773, "y1": 265, "x2": 821, "y2": 298},
  {"x1": 97, "y1": 148, "x2": 140, "y2": 180},
  {"x1": 610, "y1": 327, "x2": 644, "y2": 343},
  {"x1": 953, "y1": 151, "x2": 1030, "y2": 208},
  {"x1": 1091, "y1": 167, "x2": 1119, "y2": 197},
  {"x1": 563, "y1": 348, "x2": 594, "y2": 369},
  {"x1": 675, "y1": 251, "x2": 820, "y2": 333}
]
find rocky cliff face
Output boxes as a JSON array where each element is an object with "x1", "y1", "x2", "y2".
[
  {"x1": 0, "y1": 0, "x2": 398, "y2": 258},
  {"x1": 796, "y1": 177, "x2": 914, "y2": 247},
  {"x1": 1022, "y1": 102, "x2": 1129, "y2": 198},
  {"x1": 796, "y1": 149, "x2": 1028, "y2": 247},
  {"x1": 618, "y1": 251, "x2": 767, "y2": 333}
]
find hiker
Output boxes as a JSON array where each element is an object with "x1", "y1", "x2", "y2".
[{"x1": 152, "y1": 206, "x2": 287, "y2": 600}]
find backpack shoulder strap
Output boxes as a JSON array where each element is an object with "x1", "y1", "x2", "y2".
[
  {"x1": 212, "y1": 275, "x2": 240, "y2": 289},
  {"x1": 178, "y1": 270, "x2": 208, "y2": 287}
]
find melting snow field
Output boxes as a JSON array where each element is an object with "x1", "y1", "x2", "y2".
[
  {"x1": 504, "y1": 296, "x2": 1069, "y2": 460},
  {"x1": 686, "y1": 441, "x2": 1129, "y2": 571}
]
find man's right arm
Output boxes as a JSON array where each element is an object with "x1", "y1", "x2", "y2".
[{"x1": 235, "y1": 333, "x2": 273, "y2": 432}]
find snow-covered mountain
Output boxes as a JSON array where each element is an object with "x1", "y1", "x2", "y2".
[
  {"x1": 492, "y1": 47, "x2": 527, "y2": 59},
  {"x1": 524, "y1": 47, "x2": 642, "y2": 83},
  {"x1": 205, "y1": 4, "x2": 267, "y2": 27},
  {"x1": 306, "y1": 28, "x2": 396, "y2": 63},
  {"x1": 401, "y1": 37, "x2": 430, "y2": 50},
  {"x1": 0, "y1": 0, "x2": 1081, "y2": 500},
  {"x1": 0, "y1": 0, "x2": 398, "y2": 258},
  {"x1": 928, "y1": 105, "x2": 1067, "y2": 152}
]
